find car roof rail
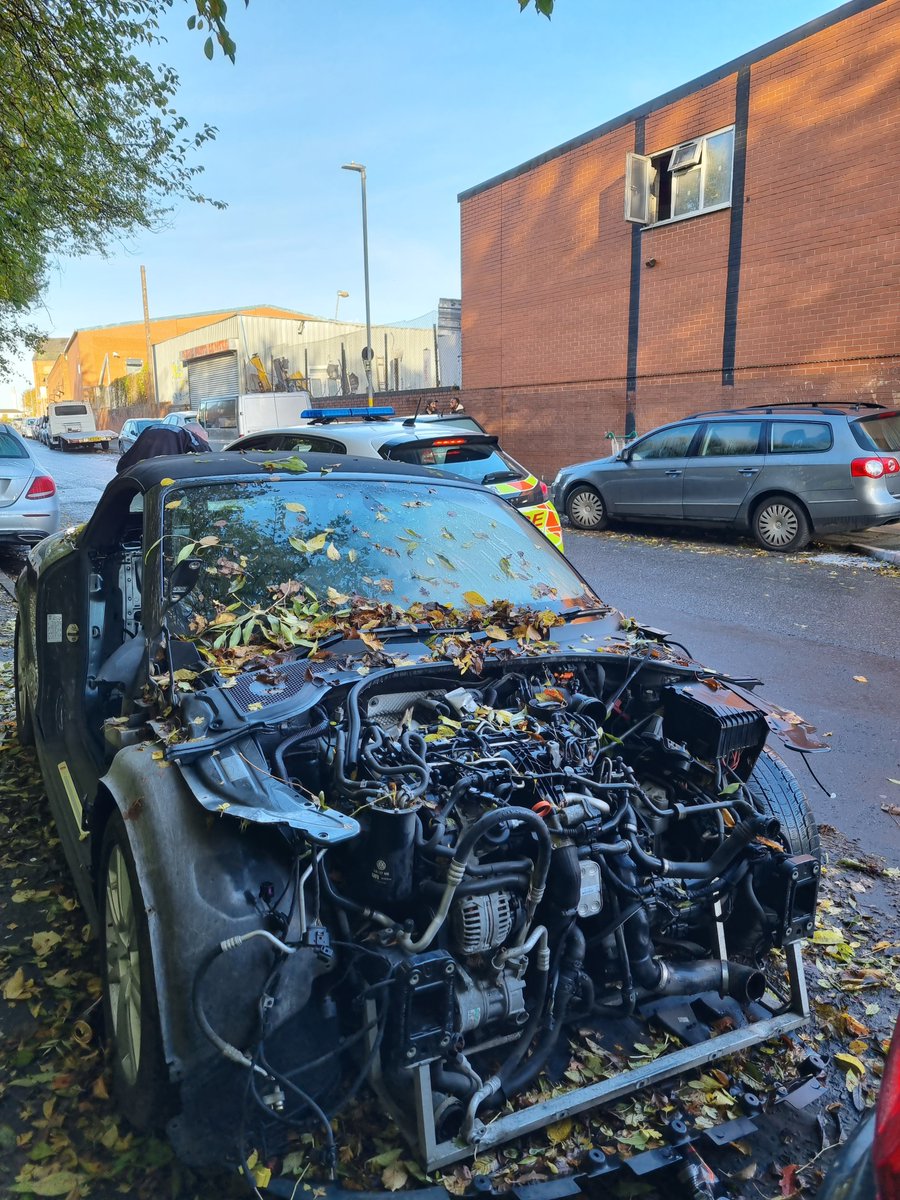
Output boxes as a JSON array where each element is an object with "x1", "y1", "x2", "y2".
[{"x1": 689, "y1": 400, "x2": 887, "y2": 418}]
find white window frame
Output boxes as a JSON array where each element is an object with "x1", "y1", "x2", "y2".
[{"x1": 624, "y1": 124, "x2": 735, "y2": 228}]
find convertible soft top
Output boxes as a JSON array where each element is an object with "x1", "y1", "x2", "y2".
[{"x1": 117, "y1": 450, "x2": 452, "y2": 491}]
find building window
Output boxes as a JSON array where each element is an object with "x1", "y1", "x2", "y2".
[{"x1": 625, "y1": 126, "x2": 734, "y2": 226}]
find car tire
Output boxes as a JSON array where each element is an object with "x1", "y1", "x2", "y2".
[
  {"x1": 752, "y1": 495, "x2": 810, "y2": 552},
  {"x1": 566, "y1": 485, "x2": 609, "y2": 531},
  {"x1": 14, "y1": 618, "x2": 35, "y2": 747},
  {"x1": 746, "y1": 747, "x2": 820, "y2": 863},
  {"x1": 99, "y1": 811, "x2": 173, "y2": 1130},
  {"x1": 101, "y1": 442, "x2": 109, "y2": 452}
]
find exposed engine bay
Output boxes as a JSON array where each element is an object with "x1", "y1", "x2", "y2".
[{"x1": 177, "y1": 650, "x2": 821, "y2": 1171}]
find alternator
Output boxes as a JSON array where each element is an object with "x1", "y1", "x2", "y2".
[{"x1": 451, "y1": 891, "x2": 514, "y2": 956}]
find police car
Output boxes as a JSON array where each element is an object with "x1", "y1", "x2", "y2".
[{"x1": 226, "y1": 406, "x2": 563, "y2": 549}]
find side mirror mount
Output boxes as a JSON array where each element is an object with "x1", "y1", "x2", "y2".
[
  {"x1": 164, "y1": 556, "x2": 203, "y2": 612},
  {"x1": 617, "y1": 447, "x2": 633, "y2": 463}
]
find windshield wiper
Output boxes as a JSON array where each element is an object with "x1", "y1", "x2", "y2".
[
  {"x1": 481, "y1": 469, "x2": 519, "y2": 486},
  {"x1": 554, "y1": 606, "x2": 612, "y2": 624}
]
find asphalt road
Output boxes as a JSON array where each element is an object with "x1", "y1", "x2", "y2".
[
  {"x1": 6, "y1": 441, "x2": 899, "y2": 862},
  {"x1": 565, "y1": 526, "x2": 900, "y2": 865}
]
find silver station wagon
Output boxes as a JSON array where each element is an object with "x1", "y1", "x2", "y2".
[{"x1": 552, "y1": 402, "x2": 900, "y2": 551}]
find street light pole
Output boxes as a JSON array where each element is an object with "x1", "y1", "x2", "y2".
[
  {"x1": 335, "y1": 289, "x2": 349, "y2": 320},
  {"x1": 341, "y1": 162, "x2": 374, "y2": 406}
]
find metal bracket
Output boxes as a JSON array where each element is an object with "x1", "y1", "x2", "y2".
[{"x1": 408, "y1": 940, "x2": 810, "y2": 1172}]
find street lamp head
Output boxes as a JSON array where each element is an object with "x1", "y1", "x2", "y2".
[
  {"x1": 337, "y1": 290, "x2": 349, "y2": 299},
  {"x1": 341, "y1": 162, "x2": 365, "y2": 174}
]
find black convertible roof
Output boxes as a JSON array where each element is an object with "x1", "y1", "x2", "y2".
[{"x1": 119, "y1": 450, "x2": 451, "y2": 491}]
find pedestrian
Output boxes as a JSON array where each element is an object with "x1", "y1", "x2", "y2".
[
  {"x1": 424, "y1": 398, "x2": 439, "y2": 415},
  {"x1": 449, "y1": 395, "x2": 465, "y2": 415}
]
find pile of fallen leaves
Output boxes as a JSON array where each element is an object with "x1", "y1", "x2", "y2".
[{"x1": 2, "y1": 604, "x2": 898, "y2": 1198}]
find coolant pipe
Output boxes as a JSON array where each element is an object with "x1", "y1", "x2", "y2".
[
  {"x1": 649, "y1": 959, "x2": 766, "y2": 1003},
  {"x1": 273, "y1": 713, "x2": 329, "y2": 782},
  {"x1": 627, "y1": 814, "x2": 768, "y2": 880}
]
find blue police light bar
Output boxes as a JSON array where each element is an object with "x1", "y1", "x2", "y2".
[{"x1": 301, "y1": 406, "x2": 395, "y2": 420}]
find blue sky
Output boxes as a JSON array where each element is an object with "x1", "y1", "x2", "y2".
[{"x1": 8, "y1": 0, "x2": 834, "y2": 404}]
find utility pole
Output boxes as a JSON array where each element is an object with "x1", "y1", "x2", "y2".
[
  {"x1": 341, "y1": 163, "x2": 374, "y2": 406},
  {"x1": 140, "y1": 265, "x2": 155, "y2": 406}
]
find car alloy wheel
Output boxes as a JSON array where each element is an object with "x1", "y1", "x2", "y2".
[
  {"x1": 104, "y1": 843, "x2": 143, "y2": 1086},
  {"x1": 567, "y1": 486, "x2": 608, "y2": 530}
]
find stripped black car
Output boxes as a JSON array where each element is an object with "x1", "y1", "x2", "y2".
[{"x1": 14, "y1": 453, "x2": 825, "y2": 1185}]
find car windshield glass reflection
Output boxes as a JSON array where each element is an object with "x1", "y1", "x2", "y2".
[{"x1": 162, "y1": 478, "x2": 594, "y2": 624}]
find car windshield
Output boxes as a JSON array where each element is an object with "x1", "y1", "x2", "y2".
[
  {"x1": 162, "y1": 476, "x2": 593, "y2": 623},
  {"x1": 388, "y1": 440, "x2": 525, "y2": 485},
  {"x1": 853, "y1": 412, "x2": 900, "y2": 452},
  {"x1": 134, "y1": 419, "x2": 158, "y2": 432},
  {"x1": 0, "y1": 429, "x2": 28, "y2": 458}
]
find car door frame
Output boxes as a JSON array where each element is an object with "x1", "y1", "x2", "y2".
[
  {"x1": 681, "y1": 419, "x2": 767, "y2": 523},
  {"x1": 603, "y1": 423, "x2": 704, "y2": 521}
]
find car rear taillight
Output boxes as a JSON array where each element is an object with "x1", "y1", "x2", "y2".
[
  {"x1": 26, "y1": 475, "x2": 56, "y2": 499},
  {"x1": 538, "y1": 480, "x2": 549, "y2": 500},
  {"x1": 875, "y1": 1016, "x2": 900, "y2": 1200},
  {"x1": 851, "y1": 457, "x2": 900, "y2": 478}
]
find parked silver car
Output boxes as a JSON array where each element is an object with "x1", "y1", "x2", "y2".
[
  {"x1": 117, "y1": 418, "x2": 166, "y2": 455},
  {"x1": 0, "y1": 423, "x2": 60, "y2": 546},
  {"x1": 552, "y1": 403, "x2": 900, "y2": 551}
]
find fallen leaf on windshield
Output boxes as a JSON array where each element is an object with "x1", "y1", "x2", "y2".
[
  {"x1": 160, "y1": 477, "x2": 175, "y2": 486},
  {"x1": 348, "y1": 548, "x2": 358, "y2": 563},
  {"x1": 853, "y1": 675, "x2": 868, "y2": 684},
  {"x1": 463, "y1": 591, "x2": 486, "y2": 607},
  {"x1": 326, "y1": 542, "x2": 340, "y2": 562},
  {"x1": 778, "y1": 1163, "x2": 799, "y2": 1197},
  {"x1": 164, "y1": 499, "x2": 182, "y2": 509},
  {"x1": 3, "y1": 967, "x2": 36, "y2": 1001},
  {"x1": 285, "y1": 502, "x2": 307, "y2": 513},
  {"x1": 305, "y1": 532, "x2": 328, "y2": 552},
  {"x1": 31, "y1": 931, "x2": 62, "y2": 957}
]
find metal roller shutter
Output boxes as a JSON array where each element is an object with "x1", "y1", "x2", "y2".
[{"x1": 188, "y1": 353, "x2": 239, "y2": 405}]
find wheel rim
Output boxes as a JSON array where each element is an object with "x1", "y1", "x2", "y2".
[
  {"x1": 105, "y1": 846, "x2": 142, "y2": 1085},
  {"x1": 570, "y1": 490, "x2": 604, "y2": 528},
  {"x1": 758, "y1": 503, "x2": 799, "y2": 547}
]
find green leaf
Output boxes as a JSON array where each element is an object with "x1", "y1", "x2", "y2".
[
  {"x1": 12, "y1": 1171, "x2": 85, "y2": 1196},
  {"x1": 175, "y1": 541, "x2": 197, "y2": 564},
  {"x1": 719, "y1": 782, "x2": 741, "y2": 796},
  {"x1": 203, "y1": 35, "x2": 214, "y2": 58}
]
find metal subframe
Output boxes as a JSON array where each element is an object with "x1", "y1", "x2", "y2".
[{"x1": 405, "y1": 941, "x2": 809, "y2": 1172}]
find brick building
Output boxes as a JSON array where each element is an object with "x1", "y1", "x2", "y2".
[{"x1": 458, "y1": 0, "x2": 900, "y2": 480}]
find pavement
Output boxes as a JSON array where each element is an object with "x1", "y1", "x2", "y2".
[{"x1": 823, "y1": 523, "x2": 900, "y2": 565}]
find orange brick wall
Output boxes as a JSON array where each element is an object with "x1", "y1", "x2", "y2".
[{"x1": 460, "y1": 0, "x2": 900, "y2": 480}]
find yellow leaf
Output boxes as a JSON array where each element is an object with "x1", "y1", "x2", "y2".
[
  {"x1": 160, "y1": 477, "x2": 175, "y2": 486},
  {"x1": 812, "y1": 927, "x2": 845, "y2": 945},
  {"x1": 463, "y1": 591, "x2": 487, "y2": 607},
  {"x1": 3, "y1": 967, "x2": 35, "y2": 1001},
  {"x1": 835, "y1": 1052, "x2": 866, "y2": 1075},
  {"x1": 382, "y1": 1163, "x2": 409, "y2": 1191},
  {"x1": 547, "y1": 1118, "x2": 573, "y2": 1144},
  {"x1": 305, "y1": 532, "x2": 328, "y2": 552},
  {"x1": 16, "y1": 1170, "x2": 84, "y2": 1196},
  {"x1": 284, "y1": 502, "x2": 307, "y2": 513},
  {"x1": 326, "y1": 541, "x2": 340, "y2": 562},
  {"x1": 484, "y1": 625, "x2": 510, "y2": 640},
  {"x1": 164, "y1": 499, "x2": 182, "y2": 509},
  {"x1": 848, "y1": 1039, "x2": 868, "y2": 1055},
  {"x1": 853, "y1": 675, "x2": 868, "y2": 684},
  {"x1": 254, "y1": 1165, "x2": 272, "y2": 1189},
  {"x1": 31, "y1": 931, "x2": 62, "y2": 957}
]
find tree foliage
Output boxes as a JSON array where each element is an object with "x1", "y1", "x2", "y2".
[{"x1": 0, "y1": 0, "x2": 223, "y2": 378}]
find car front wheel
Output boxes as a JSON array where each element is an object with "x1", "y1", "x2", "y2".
[
  {"x1": 566, "y1": 485, "x2": 609, "y2": 531},
  {"x1": 752, "y1": 495, "x2": 810, "y2": 552},
  {"x1": 100, "y1": 812, "x2": 172, "y2": 1129}
]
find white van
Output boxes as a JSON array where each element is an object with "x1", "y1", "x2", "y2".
[
  {"x1": 197, "y1": 392, "x2": 311, "y2": 451},
  {"x1": 44, "y1": 403, "x2": 115, "y2": 451}
]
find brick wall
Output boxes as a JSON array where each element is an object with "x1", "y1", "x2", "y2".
[{"x1": 459, "y1": 0, "x2": 900, "y2": 479}]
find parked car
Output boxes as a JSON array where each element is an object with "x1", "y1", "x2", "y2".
[
  {"x1": 552, "y1": 402, "x2": 900, "y2": 552},
  {"x1": 23, "y1": 417, "x2": 40, "y2": 439},
  {"x1": 43, "y1": 401, "x2": 114, "y2": 451},
  {"x1": 15, "y1": 448, "x2": 824, "y2": 1183},
  {"x1": 34, "y1": 416, "x2": 49, "y2": 445},
  {"x1": 819, "y1": 1012, "x2": 899, "y2": 1200},
  {"x1": 227, "y1": 405, "x2": 564, "y2": 549},
  {"x1": 117, "y1": 418, "x2": 166, "y2": 455},
  {"x1": 0, "y1": 423, "x2": 59, "y2": 546}
]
